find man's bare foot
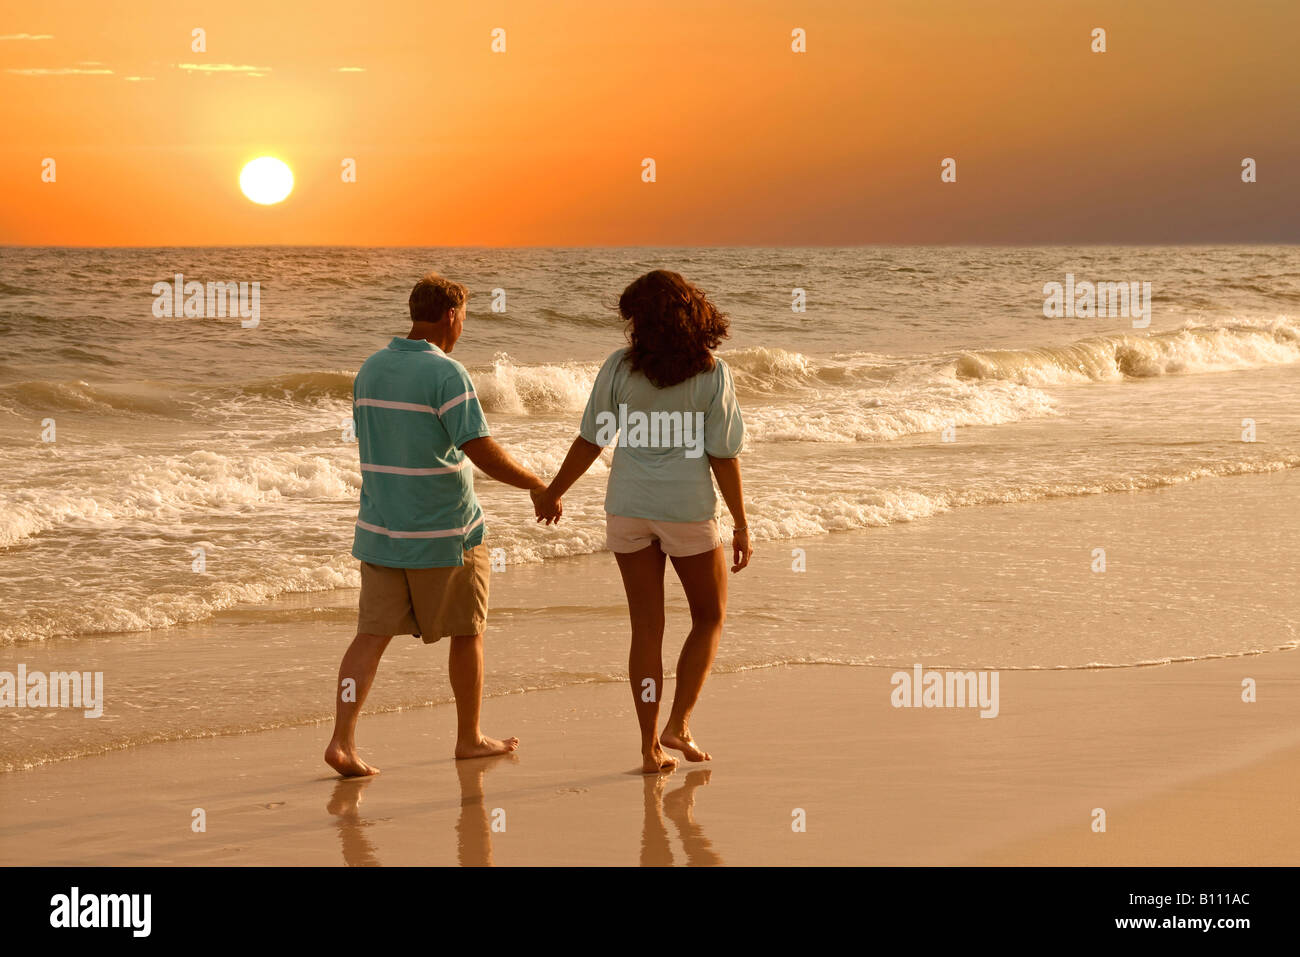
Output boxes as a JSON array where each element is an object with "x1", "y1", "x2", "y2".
[
  {"x1": 455, "y1": 734, "x2": 520, "y2": 759},
  {"x1": 325, "y1": 742, "x2": 380, "y2": 777},
  {"x1": 642, "y1": 741, "x2": 679, "y2": 774},
  {"x1": 661, "y1": 727, "x2": 711, "y2": 762}
]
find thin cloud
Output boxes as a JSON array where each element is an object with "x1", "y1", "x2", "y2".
[
  {"x1": 176, "y1": 63, "x2": 270, "y2": 74},
  {"x1": 123, "y1": 76, "x2": 155, "y2": 82},
  {"x1": 0, "y1": 33, "x2": 54, "y2": 40},
  {"x1": 6, "y1": 67, "x2": 113, "y2": 75},
  {"x1": 331, "y1": 66, "x2": 366, "y2": 72}
]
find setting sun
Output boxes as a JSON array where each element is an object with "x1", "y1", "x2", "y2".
[{"x1": 239, "y1": 157, "x2": 294, "y2": 205}]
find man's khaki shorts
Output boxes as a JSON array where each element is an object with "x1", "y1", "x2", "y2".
[{"x1": 356, "y1": 544, "x2": 490, "y2": 643}]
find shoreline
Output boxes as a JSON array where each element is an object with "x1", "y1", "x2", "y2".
[{"x1": 4, "y1": 466, "x2": 1299, "y2": 776}]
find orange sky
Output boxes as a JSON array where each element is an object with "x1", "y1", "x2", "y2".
[{"x1": 1, "y1": 0, "x2": 1296, "y2": 246}]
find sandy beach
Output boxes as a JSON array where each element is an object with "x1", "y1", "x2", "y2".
[
  {"x1": 2, "y1": 654, "x2": 1296, "y2": 866},
  {"x1": 3, "y1": 470, "x2": 1297, "y2": 866}
]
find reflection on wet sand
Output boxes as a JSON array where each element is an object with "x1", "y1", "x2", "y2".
[
  {"x1": 327, "y1": 777, "x2": 381, "y2": 867},
  {"x1": 327, "y1": 758, "x2": 716, "y2": 866},
  {"x1": 326, "y1": 755, "x2": 516, "y2": 867},
  {"x1": 641, "y1": 769, "x2": 723, "y2": 866},
  {"x1": 456, "y1": 754, "x2": 516, "y2": 867}
]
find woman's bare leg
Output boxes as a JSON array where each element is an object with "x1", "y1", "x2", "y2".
[
  {"x1": 614, "y1": 543, "x2": 678, "y2": 773},
  {"x1": 662, "y1": 546, "x2": 727, "y2": 761}
]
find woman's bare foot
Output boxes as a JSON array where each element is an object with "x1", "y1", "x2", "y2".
[
  {"x1": 642, "y1": 741, "x2": 679, "y2": 774},
  {"x1": 325, "y1": 742, "x2": 380, "y2": 777},
  {"x1": 661, "y1": 726, "x2": 711, "y2": 762},
  {"x1": 455, "y1": 734, "x2": 520, "y2": 759}
]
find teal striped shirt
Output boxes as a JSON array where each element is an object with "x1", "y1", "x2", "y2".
[{"x1": 351, "y1": 337, "x2": 491, "y2": 568}]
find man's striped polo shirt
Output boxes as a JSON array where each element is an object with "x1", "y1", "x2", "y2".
[{"x1": 351, "y1": 336, "x2": 491, "y2": 568}]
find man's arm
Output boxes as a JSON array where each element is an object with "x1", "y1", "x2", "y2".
[
  {"x1": 461, "y1": 436, "x2": 544, "y2": 490},
  {"x1": 460, "y1": 437, "x2": 562, "y2": 523}
]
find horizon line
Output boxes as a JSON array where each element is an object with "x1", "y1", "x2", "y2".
[{"x1": 4, "y1": 240, "x2": 1299, "y2": 251}]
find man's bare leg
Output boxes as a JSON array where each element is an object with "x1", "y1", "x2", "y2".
[
  {"x1": 615, "y1": 543, "x2": 678, "y2": 773},
  {"x1": 449, "y1": 632, "x2": 520, "y2": 758},
  {"x1": 325, "y1": 632, "x2": 393, "y2": 776},
  {"x1": 661, "y1": 546, "x2": 727, "y2": 762}
]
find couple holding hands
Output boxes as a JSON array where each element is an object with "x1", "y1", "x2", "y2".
[{"x1": 325, "y1": 269, "x2": 751, "y2": 776}]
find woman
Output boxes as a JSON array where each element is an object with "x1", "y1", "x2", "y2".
[{"x1": 535, "y1": 270, "x2": 752, "y2": 773}]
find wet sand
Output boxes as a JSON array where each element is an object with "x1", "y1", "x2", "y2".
[{"x1": 1, "y1": 650, "x2": 1297, "y2": 866}]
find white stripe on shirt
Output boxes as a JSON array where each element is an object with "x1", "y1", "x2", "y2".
[
  {"x1": 438, "y1": 391, "x2": 476, "y2": 415},
  {"x1": 360, "y1": 460, "x2": 471, "y2": 476},
  {"x1": 354, "y1": 393, "x2": 479, "y2": 419},
  {"x1": 355, "y1": 514, "x2": 485, "y2": 539},
  {"x1": 355, "y1": 397, "x2": 437, "y2": 415}
]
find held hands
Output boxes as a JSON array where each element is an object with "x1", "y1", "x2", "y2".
[
  {"x1": 530, "y1": 485, "x2": 563, "y2": 525},
  {"x1": 731, "y1": 527, "x2": 753, "y2": 573}
]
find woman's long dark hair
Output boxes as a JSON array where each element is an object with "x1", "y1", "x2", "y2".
[{"x1": 619, "y1": 270, "x2": 730, "y2": 388}]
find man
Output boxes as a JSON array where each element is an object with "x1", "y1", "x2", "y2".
[{"x1": 325, "y1": 272, "x2": 561, "y2": 777}]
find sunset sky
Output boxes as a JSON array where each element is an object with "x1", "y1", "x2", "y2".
[{"x1": 1, "y1": 0, "x2": 1296, "y2": 246}]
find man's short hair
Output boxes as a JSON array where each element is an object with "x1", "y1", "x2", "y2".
[{"x1": 409, "y1": 272, "x2": 468, "y2": 324}]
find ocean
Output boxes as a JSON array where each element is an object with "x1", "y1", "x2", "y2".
[{"x1": 2, "y1": 244, "x2": 1299, "y2": 771}]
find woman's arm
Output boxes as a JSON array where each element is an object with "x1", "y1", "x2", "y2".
[
  {"x1": 708, "y1": 454, "x2": 753, "y2": 572},
  {"x1": 534, "y1": 436, "x2": 604, "y2": 523}
]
